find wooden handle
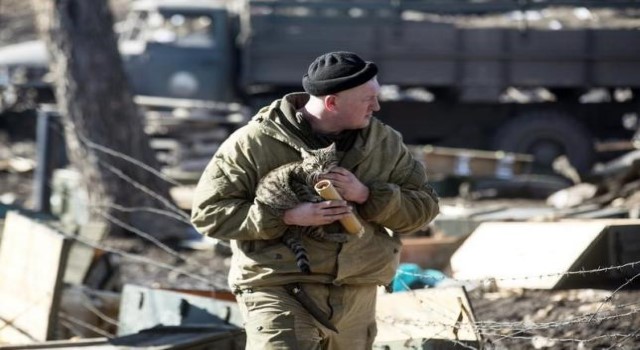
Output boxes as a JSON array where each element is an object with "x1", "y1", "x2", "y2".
[{"x1": 314, "y1": 180, "x2": 364, "y2": 236}]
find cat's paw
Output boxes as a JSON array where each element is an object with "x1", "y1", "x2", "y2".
[{"x1": 324, "y1": 233, "x2": 351, "y2": 243}]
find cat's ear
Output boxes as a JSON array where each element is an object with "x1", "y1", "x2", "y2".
[
  {"x1": 326, "y1": 143, "x2": 337, "y2": 153},
  {"x1": 300, "y1": 148, "x2": 312, "y2": 159}
]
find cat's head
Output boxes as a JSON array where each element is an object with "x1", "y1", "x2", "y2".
[{"x1": 300, "y1": 143, "x2": 338, "y2": 184}]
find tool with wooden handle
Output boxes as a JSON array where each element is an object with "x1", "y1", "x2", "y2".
[{"x1": 314, "y1": 179, "x2": 364, "y2": 237}]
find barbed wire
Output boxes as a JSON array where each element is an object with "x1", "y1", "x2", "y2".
[
  {"x1": 59, "y1": 184, "x2": 640, "y2": 348},
  {"x1": 17, "y1": 107, "x2": 640, "y2": 347},
  {"x1": 382, "y1": 275, "x2": 640, "y2": 348},
  {"x1": 97, "y1": 158, "x2": 187, "y2": 219},
  {"x1": 97, "y1": 209, "x2": 190, "y2": 263},
  {"x1": 379, "y1": 305, "x2": 640, "y2": 349},
  {"x1": 378, "y1": 302, "x2": 640, "y2": 336},
  {"x1": 44, "y1": 111, "x2": 188, "y2": 221},
  {"x1": 401, "y1": 296, "x2": 639, "y2": 348},
  {"x1": 474, "y1": 306, "x2": 640, "y2": 332},
  {"x1": 45, "y1": 109, "x2": 210, "y2": 260},
  {"x1": 607, "y1": 329, "x2": 640, "y2": 349},
  {"x1": 66, "y1": 229, "x2": 226, "y2": 289},
  {"x1": 480, "y1": 331, "x2": 640, "y2": 346},
  {"x1": 58, "y1": 312, "x2": 115, "y2": 338},
  {"x1": 0, "y1": 294, "x2": 50, "y2": 335},
  {"x1": 588, "y1": 269, "x2": 640, "y2": 322},
  {"x1": 58, "y1": 319, "x2": 86, "y2": 339},
  {"x1": 95, "y1": 203, "x2": 192, "y2": 225},
  {"x1": 73, "y1": 124, "x2": 182, "y2": 187},
  {"x1": 396, "y1": 260, "x2": 640, "y2": 286},
  {"x1": 394, "y1": 264, "x2": 640, "y2": 347},
  {"x1": 54, "y1": 112, "x2": 640, "y2": 293},
  {"x1": 37, "y1": 117, "x2": 209, "y2": 268},
  {"x1": 78, "y1": 289, "x2": 120, "y2": 328},
  {"x1": 40, "y1": 181, "x2": 640, "y2": 349}
]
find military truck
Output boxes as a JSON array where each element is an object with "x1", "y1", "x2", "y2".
[{"x1": 1, "y1": 0, "x2": 640, "y2": 173}]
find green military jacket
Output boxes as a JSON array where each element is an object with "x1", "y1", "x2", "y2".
[{"x1": 191, "y1": 93, "x2": 439, "y2": 290}]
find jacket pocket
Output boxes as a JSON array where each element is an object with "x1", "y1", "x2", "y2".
[
  {"x1": 242, "y1": 238, "x2": 301, "y2": 274},
  {"x1": 339, "y1": 225, "x2": 402, "y2": 284}
]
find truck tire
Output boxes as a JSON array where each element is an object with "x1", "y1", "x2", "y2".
[{"x1": 492, "y1": 112, "x2": 595, "y2": 173}]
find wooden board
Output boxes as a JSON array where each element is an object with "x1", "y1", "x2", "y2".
[
  {"x1": 410, "y1": 145, "x2": 532, "y2": 178},
  {"x1": 450, "y1": 220, "x2": 640, "y2": 289},
  {"x1": 0, "y1": 211, "x2": 71, "y2": 343},
  {"x1": 63, "y1": 222, "x2": 107, "y2": 285},
  {"x1": 374, "y1": 287, "x2": 480, "y2": 349}
]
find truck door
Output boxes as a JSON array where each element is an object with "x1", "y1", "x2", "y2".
[{"x1": 120, "y1": 7, "x2": 233, "y2": 102}]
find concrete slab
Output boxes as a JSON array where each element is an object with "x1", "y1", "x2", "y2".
[{"x1": 450, "y1": 220, "x2": 640, "y2": 289}]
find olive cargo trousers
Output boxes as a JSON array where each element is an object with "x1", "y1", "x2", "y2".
[{"x1": 236, "y1": 283, "x2": 378, "y2": 349}]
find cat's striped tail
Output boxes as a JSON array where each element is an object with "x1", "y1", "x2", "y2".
[{"x1": 283, "y1": 233, "x2": 311, "y2": 274}]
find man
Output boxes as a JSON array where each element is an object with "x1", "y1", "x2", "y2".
[{"x1": 191, "y1": 51, "x2": 439, "y2": 349}]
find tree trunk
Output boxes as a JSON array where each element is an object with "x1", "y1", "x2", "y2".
[{"x1": 33, "y1": 0, "x2": 188, "y2": 241}]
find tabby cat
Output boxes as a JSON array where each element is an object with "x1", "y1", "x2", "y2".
[{"x1": 255, "y1": 143, "x2": 350, "y2": 274}]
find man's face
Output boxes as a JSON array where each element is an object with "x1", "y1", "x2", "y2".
[{"x1": 333, "y1": 77, "x2": 381, "y2": 130}]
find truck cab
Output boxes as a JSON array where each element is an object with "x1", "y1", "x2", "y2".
[{"x1": 118, "y1": 0, "x2": 237, "y2": 102}]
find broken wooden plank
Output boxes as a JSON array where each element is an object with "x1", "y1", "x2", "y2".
[
  {"x1": 410, "y1": 145, "x2": 532, "y2": 179},
  {"x1": 63, "y1": 222, "x2": 108, "y2": 285},
  {"x1": 0, "y1": 211, "x2": 71, "y2": 343},
  {"x1": 568, "y1": 207, "x2": 629, "y2": 219}
]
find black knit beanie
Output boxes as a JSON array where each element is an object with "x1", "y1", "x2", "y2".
[{"x1": 302, "y1": 51, "x2": 378, "y2": 96}]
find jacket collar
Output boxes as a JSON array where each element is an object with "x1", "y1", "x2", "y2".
[
  {"x1": 254, "y1": 93, "x2": 388, "y2": 167},
  {"x1": 253, "y1": 93, "x2": 310, "y2": 151}
]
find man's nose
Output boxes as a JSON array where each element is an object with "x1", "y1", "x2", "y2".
[{"x1": 372, "y1": 98, "x2": 381, "y2": 112}]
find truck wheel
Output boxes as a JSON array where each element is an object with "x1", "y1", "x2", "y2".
[{"x1": 492, "y1": 112, "x2": 595, "y2": 173}]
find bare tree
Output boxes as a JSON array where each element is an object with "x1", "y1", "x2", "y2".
[{"x1": 33, "y1": 0, "x2": 189, "y2": 241}]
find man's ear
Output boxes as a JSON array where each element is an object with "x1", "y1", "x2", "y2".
[{"x1": 324, "y1": 95, "x2": 338, "y2": 112}]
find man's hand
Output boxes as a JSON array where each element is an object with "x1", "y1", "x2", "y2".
[
  {"x1": 320, "y1": 167, "x2": 369, "y2": 204},
  {"x1": 283, "y1": 200, "x2": 352, "y2": 226}
]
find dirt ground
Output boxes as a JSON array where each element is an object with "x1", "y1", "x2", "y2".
[
  {"x1": 2, "y1": 135, "x2": 639, "y2": 349},
  {"x1": 471, "y1": 288, "x2": 640, "y2": 349},
  {"x1": 0, "y1": 111, "x2": 639, "y2": 350},
  {"x1": 106, "y1": 234, "x2": 640, "y2": 350}
]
